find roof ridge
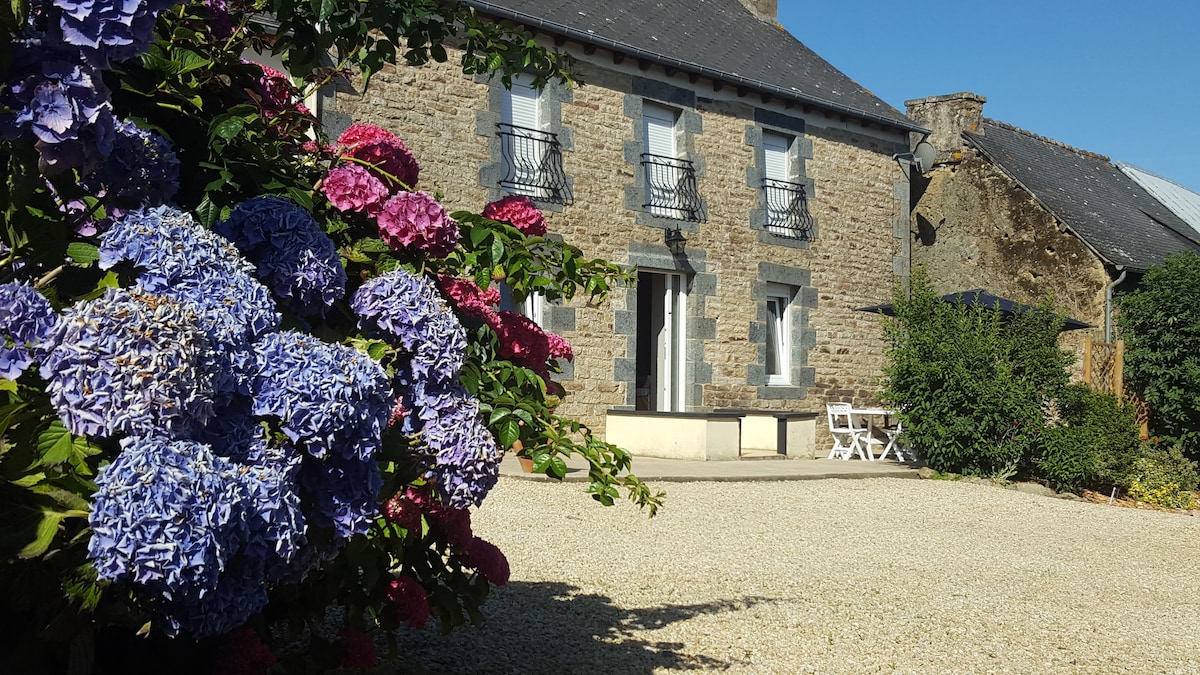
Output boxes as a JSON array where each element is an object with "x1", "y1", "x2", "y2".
[{"x1": 982, "y1": 118, "x2": 1110, "y2": 162}]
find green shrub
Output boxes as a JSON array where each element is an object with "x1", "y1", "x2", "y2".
[
  {"x1": 1034, "y1": 384, "x2": 1142, "y2": 493},
  {"x1": 881, "y1": 270, "x2": 1073, "y2": 478},
  {"x1": 1117, "y1": 251, "x2": 1200, "y2": 457},
  {"x1": 1127, "y1": 442, "x2": 1199, "y2": 509}
]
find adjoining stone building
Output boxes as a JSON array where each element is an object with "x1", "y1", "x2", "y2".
[
  {"x1": 327, "y1": 0, "x2": 926, "y2": 458},
  {"x1": 905, "y1": 93, "x2": 1200, "y2": 370}
]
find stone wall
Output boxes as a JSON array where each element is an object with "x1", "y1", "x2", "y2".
[
  {"x1": 333, "y1": 48, "x2": 910, "y2": 448},
  {"x1": 910, "y1": 151, "x2": 1109, "y2": 374}
]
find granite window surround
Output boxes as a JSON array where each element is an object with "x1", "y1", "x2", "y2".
[
  {"x1": 476, "y1": 73, "x2": 574, "y2": 212},
  {"x1": 611, "y1": 241, "x2": 716, "y2": 411},
  {"x1": 744, "y1": 108, "x2": 817, "y2": 248},
  {"x1": 748, "y1": 262, "x2": 817, "y2": 400},
  {"x1": 623, "y1": 77, "x2": 707, "y2": 232}
]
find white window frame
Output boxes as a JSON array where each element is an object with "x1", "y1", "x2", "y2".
[
  {"x1": 498, "y1": 282, "x2": 544, "y2": 328},
  {"x1": 500, "y1": 75, "x2": 546, "y2": 198},
  {"x1": 763, "y1": 131, "x2": 794, "y2": 233},
  {"x1": 765, "y1": 284, "x2": 792, "y2": 386},
  {"x1": 643, "y1": 103, "x2": 684, "y2": 220}
]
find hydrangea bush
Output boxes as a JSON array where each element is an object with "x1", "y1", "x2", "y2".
[{"x1": 0, "y1": 0, "x2": 660, "y2": 672}]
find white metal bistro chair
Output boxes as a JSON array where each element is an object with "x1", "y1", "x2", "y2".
[
  {"x1": 826, "y1": 402, "x2": 868, "y2": 461},
  {"x1": 877, "y1": 418, "x2": 912, "y2": 462}
]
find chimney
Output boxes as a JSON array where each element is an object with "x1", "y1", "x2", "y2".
[
  {"x1": 737, "y1": 0, "x2": 778, "y2": 22},
  {"x1": 904, "y1": 93, "x2": 986, "y2": 164}
]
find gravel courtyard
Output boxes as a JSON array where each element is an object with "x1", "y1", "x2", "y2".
[{"x1": 394, "y1": 477, "x2": 1200, "y2": 674}]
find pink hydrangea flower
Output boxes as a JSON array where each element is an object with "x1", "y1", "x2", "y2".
[
  {"x1": 546, "y1": 331, "x2": 574, "y2": 362},
  {"x1": 428, "y1": 504, "x2": 472, "y2": 548},
  {"x1": 464, "y1": 536, "x2": 510, "y2": 586},
  {"x1": 376, "y1": 191, "x2": 459, "y2": 258},
  {"x1": 322, "y1": 163, "x2": 389, "y2": 215},
  {"x1": 212, "y1": 627, "x2": 276, "y2": 675},
  {"x1": 338, "y1": 628, "x2": 378, "y2": 669},
  {"x1": 482, "y1": 195, "x2": 547, "y2": 237},
  {"x1": 388, "y1": 398, "x2": 409, "y2": 427},
  {"x1": 387, "y1": 576, "x2": 431, "y2": 629},
  {"x1": 381, "y1": 492, "x2": 421, "y2": 534},
  {"x1": 489, "y1": 310, "x2": 551, "y2": 370},
  {"x1": 336, "y1": 123, "x2": 419, "y2": 189},
  {"x1": 438, "y1": 275, "x2": 501, "y2": 323}
]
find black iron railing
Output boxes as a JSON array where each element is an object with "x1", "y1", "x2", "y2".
[
  {"x1": 763, "y1": 178, "x2": 815, "y2": 240},
  {"x1": 498, "y1": 123, "x2": 572, "y2": 204},
  {"x1": 641, "y1": 153, "x2": 705, "y2": 222}
]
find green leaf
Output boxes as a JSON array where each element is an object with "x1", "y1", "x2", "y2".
[
  {"x1": 37, "y1": 420, "x2": 74, "y2": 467},
  {"x1": 549, "y1": 456, "x2": 568, "y2": 478},
  {"x1": 488, "y1": 408, "x2": 510, "y2": 426},
  {"x1": 496, "y1": 419, "x2": 519, "y2": 449},
  {"x1": 18, "y1": 508, "x2": 63, "y2": 558},
  {"x1": 66, "y1": 242, "x2": 100, "y2": 266},
  {"x1": 173, "y1": 49, "x2": 210, "y2": 74},
  {"x1": 311, "y1": 0, "x2": 335, "y2": 20},
  {"x1": 0, "y1": 378, "x2": 15, "y2": 393},
  {"x1": 210, "y1": 115, "x2": 245, "y2": 141}
]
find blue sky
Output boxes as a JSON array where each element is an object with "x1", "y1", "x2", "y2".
[{"x1": 777, "y1": 1, "x2": 1200, "y2": 193}]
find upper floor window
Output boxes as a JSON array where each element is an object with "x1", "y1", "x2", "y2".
[
  {"x1": 762, "y1": 131, "x2": 814, "y2": 240},
  {"x1": 498, "y1": 76, "x2": 572, "y2": 204},
  {"x1": 641, "y1": 103, "x2": 704, "y2": 222}
]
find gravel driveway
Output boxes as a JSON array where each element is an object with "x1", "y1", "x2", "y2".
[{"x1": 392, "y1": 477, "x2": 1200, "y2": 674}]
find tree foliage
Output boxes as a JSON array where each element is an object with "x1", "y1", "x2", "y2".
[
  {"x1": 880, "y1": 270, "x2": 1073, "y2": 478},
  {"x1": 1117, "y1": 250, "x2": 1200, "y2": 457}
]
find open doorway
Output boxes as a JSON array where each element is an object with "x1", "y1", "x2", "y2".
[{"x1": 635, "y1": 271, "x2": 687, "y2": 412}]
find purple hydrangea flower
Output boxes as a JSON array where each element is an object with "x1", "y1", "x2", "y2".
[
  {"x1": 89, "y1": 436, "x2": 250, "y2": 608},
  {"x1": 250, "y1": 331, "x2": 391, "y2": 462},
  {"x1": 0, "y1": 283, "x2": 57, "y2": 379},
  {"x1": 100, "y1": 206, "x2": 279, "y2": 397},
  {"x1": 297, "y1": 452, "x2": 383, "y2": 539},
  {"x1": 2, "y1": 39, "x2": 116, "y2": 174},
  {"x1": 39, "y1": 287, "x2": 216, "y2": 438},
  {"x1": 83, "y1": 119, "x2": 180, "y2": 212},
  {"x1": 214, "y1": 197, "x2": 346, "y2": 317},
  {"x1": 407, "y1": 381, "x2": 500, "y2": 508},
  {"x1": 50, "y1": 0, "x2": 181, "y2": 69},
  {"x1": 351, "y1": 270, "x2": 467, "y2": 384}
]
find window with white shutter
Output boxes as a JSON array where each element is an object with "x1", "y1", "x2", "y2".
[{"x1": 759, "y1": 130, "x2": 813, "y2": 239}]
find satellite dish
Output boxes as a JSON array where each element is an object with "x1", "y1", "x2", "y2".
[{"x1": 912, "y1": 140, "x2": 937, "y2": 174}]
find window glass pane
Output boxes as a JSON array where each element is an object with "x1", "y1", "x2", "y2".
[{"x1": 765, "y1": 298, "x2": 782, "y2": 375}]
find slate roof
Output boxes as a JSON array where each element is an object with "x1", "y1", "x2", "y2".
[
  {"x1": 1118, "y1": 162, "x2": 1200, "y2": 239},
  {"x1": 463, "y1": 0, "x2": 924, "y2": 132},
  {"x1": 965, "y1": 121, "x2": 1200, "y2": 272}
]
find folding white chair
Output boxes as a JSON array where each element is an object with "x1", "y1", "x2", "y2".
[
  {"x1": 877, "y1": 419, "x2": 911, "y2": 462},
  {"x1": 826, "y1": 402, "x2": 868, "y2": 461}
]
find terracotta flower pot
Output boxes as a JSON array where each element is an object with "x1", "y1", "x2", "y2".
[{"x1": 517, "y1": 456, "x2": 534, "y2": 473}]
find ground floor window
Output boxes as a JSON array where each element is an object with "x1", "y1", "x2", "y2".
[
  {"x1": 636, "y1": 271, "x2": 688, "y2": 411},
  {"x1": 765, "y1": 284, "x2": 794, "y2": 386}
]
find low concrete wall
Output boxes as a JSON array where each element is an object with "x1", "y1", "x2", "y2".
[{"x1": 606, "y1": 410, "x2": 817, "y2": 460}]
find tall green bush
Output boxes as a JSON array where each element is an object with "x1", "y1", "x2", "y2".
[
  {"x1": 1117, "y1": 251, "x2": 1200, "y2": 457},
  {"x1": 881, "y1": 270, "x2": 1073, "y2": 478},
  {"x1": 1035, "y1": 384, "x2": 1141, "y2": 493}
]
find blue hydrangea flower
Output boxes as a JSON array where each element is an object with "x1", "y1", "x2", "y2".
[
  {"x1": 84, "y1": 119, "x2": 180, "y2": 211},
  {"x1": 190, "y1": 395, "x2": 270, "y2": 462},
  {"x1": 2, "y1": 39, "x2": 116, "y2": 174},
  {"x1": 240, "y1": 456, "x2": 307, "y2": 569},
  {"x1": 351, "y1": 270, "x2": 467, "y2": 384},
  {"x1": 39, "y1": 287, "x2": 216, "y2": 438},
  {"x1": 411, "y1": 383, "x2": 501, "y2": 508},
  {"x1": 88, "y1": 437, "x2": 249, "y2": 602},
  {"x1": 50, "y1": 0, "x2": 181, "y2": 69},
  {"x1": 0, "y1": 282, "x2": 57, "y2": 379},
  {"x1": 297, "y1": 452, "x2": 382, "y2": 539},
  {"x1": 250, "y1": 331, "x2": 391, "y2": 461},
  {"x1": 214, "y1": 196, "x2": 346, "y2": 317},
  {"x1": 160, "y1": 557, "x2": 269, "y2": 639},
  {"x1": 100, "y1": 206, "x2": 279, "y2": 397}
]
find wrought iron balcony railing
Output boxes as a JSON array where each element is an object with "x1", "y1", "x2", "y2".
[
  {"x1": 763, "y1": 178, "x2": 815, "y2": 240},
  {"x1": 641, "y1": 153, "x2": 705, "y2": 222},
  {"x1": 498, "y1": 123, "x2": 573, "y2": 204}
]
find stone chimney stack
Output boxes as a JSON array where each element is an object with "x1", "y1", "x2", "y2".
[
  {"x1": 905, "y1": 93, "x2": 987, "y2": 164},
  {"x1": 737, "y1": 0, "x2": 778, "y2": 22}
]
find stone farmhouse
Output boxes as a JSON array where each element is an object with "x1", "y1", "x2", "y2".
[
  {"x1": 905, "y1": 93, "x2": 1200, "y2": 369},
  {"x1": 324, "y1": 0, "x2": 927, "y2": 458}
]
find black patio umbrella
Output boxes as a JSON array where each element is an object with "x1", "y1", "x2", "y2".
[{"x1": 856, "y1": 288, "x2": 1093, "y2": 332}]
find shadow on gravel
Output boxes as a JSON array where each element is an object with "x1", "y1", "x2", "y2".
[{"x1": 393, "y1": 581, "x2": 776, "y2": 673}]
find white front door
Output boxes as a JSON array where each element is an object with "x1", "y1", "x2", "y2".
[{"x1": 637, "y1": 271, "x2": 688, "y2": 412}]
